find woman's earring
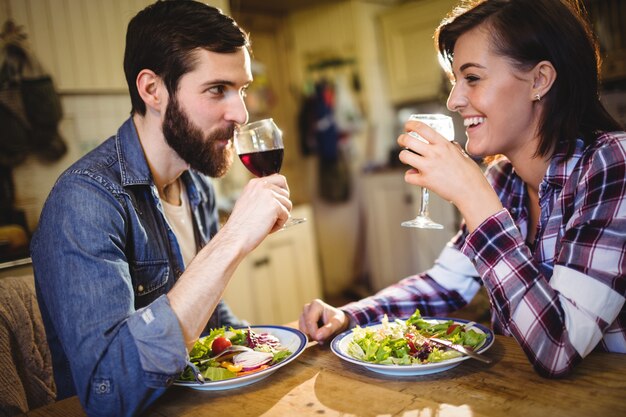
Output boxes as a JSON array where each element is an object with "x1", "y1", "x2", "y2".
[{"x1": 534, "y1": 94, "x2": 541, "y2": 102}]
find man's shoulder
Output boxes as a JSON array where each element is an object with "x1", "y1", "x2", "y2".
[
  {"x1": 61, "y1": 117, "x2": 142, "y2": 183},
  {"x1": 69, "y1": 136, "x2": 118, "y2": 171},
  {"x1": 55, "y1": 136, "x2": 124, "y2": 192}
]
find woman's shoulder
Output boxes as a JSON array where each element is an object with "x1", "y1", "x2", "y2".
[
  {"x1": 585, "y1": 130, "x2": 626, "y2": 163},
  {"x1": 595, "y1": 130, "x2": 626, "y2": 144},
  {"x1": 568, "y1": 131, "x2": 626, "y2": 188}
]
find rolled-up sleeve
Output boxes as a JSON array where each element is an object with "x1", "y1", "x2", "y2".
[{"x1": 127, "y1": 295, "x2": 188, "y2": 382}]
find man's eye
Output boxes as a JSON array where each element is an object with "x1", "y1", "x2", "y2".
[{"x1": 208, "y1": 85, "x2": 225, "y2": 95}]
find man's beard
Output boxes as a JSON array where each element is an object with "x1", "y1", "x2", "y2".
[{"x1": 162, "y1": 95, "x2": 234, "y2": 177}]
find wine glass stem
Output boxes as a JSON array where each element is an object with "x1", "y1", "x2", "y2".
[{"x1": 419, "y1": 187, "x2": 430, "y2": 217}]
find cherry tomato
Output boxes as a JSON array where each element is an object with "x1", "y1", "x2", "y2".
[
  {"x1": 405, "y1": 333, "x2": 418, "y2": 354},
  {"x1": 211, "y1": 336, "x2": 232, "y2": 356},
  {"x1": 446, "y1": 324, "x2": 460, "y2": 335}
]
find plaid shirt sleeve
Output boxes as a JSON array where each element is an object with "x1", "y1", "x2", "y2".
[
  {"x1": 341, "y1": 243, "x2": 482, "y2": 328},
  {"x1": 462, "y1": 133, "x2": 626, "y2": 378}
]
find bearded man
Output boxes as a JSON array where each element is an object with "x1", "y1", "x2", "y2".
[{"x1": 30, "y1": 2, "x2": 292, "y2": 415}]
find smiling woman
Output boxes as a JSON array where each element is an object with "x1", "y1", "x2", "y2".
[{"x1": 300, "y1": 0, "x2": 626, "y2": 381}]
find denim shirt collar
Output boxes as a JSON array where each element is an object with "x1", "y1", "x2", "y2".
[
  {"x1": 115, "y1": 117, "x2": 153, "y2": 187},
  {"x1": 114, "y1": 117, "x2": 208, "y2": 200}
]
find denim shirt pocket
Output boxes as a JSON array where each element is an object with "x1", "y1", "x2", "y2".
[{"x1": 130, "y1": 260, "x2": 170, "y2": 307}]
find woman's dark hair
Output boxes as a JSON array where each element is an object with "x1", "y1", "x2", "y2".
[
  {"x1": 436, "y1": 0, "x2": 622, "y2": 158},
  {"x1": 124, "y1": 0, "x2": 250, "y2": 116}
]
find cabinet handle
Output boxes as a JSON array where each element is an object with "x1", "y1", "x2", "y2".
[{"x1": 253, "y1": 257, "x2": 270, "y2": 268}]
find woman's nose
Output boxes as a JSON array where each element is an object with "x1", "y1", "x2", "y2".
[{"x1": 446, "y1": 84, "x2": 466, "y2": 113}]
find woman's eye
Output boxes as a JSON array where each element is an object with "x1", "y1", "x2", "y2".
[{"x1": 465, "y1": 75, "x2": 480, "y2": 83}]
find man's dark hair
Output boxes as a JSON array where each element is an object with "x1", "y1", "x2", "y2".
[
  {"x1": 436, "y1": 0, "x2": 622, "y2": 158},
  {"x1": 124, "y1": 0, "x2": 250, "y2": 115}
]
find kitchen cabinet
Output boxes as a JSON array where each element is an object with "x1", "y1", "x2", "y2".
[
  {"x1": 362, "y1": 170, "x2": 457, "y2": 292},
  {"x1": 222, "y1": 205, "x2": 323, "y2": 325},
  {"x1": 379, "y1": 0, "x2": 457, "y2": 104}
]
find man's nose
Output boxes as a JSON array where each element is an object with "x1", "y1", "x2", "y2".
[{"x1": 226, "y1": 94, "x2": 249, "y2": 125}]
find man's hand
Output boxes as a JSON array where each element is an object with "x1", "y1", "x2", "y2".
[{"x1": 223, "y1": 174, "x2": 292, "y2": 252}]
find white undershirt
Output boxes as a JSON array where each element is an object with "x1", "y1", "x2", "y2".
[{"x1": 161, "y1": 182, "x2": 196, "y2": 268}]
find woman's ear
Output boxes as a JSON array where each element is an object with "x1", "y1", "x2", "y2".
[
  {"x1": 136, "y1": 69, "x2": 165, "y2": 112},
  {"x1": 531, "y1": 60, "x2": 557, "y2": 101}
]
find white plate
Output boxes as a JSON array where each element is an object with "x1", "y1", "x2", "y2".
[
  {"x1": 331, "y1": 317, "x2": 494, "y2": 376},
  {"x1": 174, "y1": 325, "x2": 307, "y2": 391}
]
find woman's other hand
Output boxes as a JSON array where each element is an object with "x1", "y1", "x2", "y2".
[{"x1": 299, "y1": 299, "x2": 350, "y2": 343}]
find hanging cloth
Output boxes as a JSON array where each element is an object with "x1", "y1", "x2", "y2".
[
  {"x1": 0, "y1": 20, "x2": 67, "y2": 168},
  {"x1": 333, "y1": 72, "x2": 364, "y2": 136},
  {"x1": 314, "y1": 80, "x2": 340, "y2": 162},
  {"x1": 297, "y1": 93, "x2": 318, "y2": 156},
  {"x1": 312, "y1": 80, "x2": 351, "y2": 202}
]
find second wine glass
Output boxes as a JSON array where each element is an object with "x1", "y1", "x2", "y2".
[
  {"x1": 234, "y1": 118, "x2": 306, "y2": 228},
  {"x1": 401, "y1": 113, "x2": 454, "y2": 229}
]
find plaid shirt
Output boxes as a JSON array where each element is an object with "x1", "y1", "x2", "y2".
[{"x1": 343, "y1": 131, "x2": 626, "y2": 377}]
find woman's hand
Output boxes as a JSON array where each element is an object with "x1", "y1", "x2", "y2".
[
  {"x1": 397, "y1": 119, "x2": 503, "y2": 231},
  {"x1": 299, "y1": 299, "x2": 350, "y2": 343}
]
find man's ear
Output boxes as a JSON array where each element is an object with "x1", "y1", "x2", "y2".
[
  {"x1": 531, "y1": 60, "x2": 557, "y2": 101},
  {"x1": 136, "y1": 69, "x2": 165, "y2": 112}
]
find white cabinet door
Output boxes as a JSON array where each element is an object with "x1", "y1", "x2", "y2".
[
  {"x1": 363, "y1": 171, "x2": 457, "y2": 291},
  {"x1": 379, "y1": 0, "x2": 457, "y2": 104},
  {"x1": 223, "y1": 205, "x2": 322, "y2": 325}
]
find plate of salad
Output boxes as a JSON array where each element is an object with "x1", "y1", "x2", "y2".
[
  {"x1": 331, "y1": 310, "x2": 494, "y2": 376},
  {"x1": 174, "y1": 325, "x2": 307, "y2": 390}
]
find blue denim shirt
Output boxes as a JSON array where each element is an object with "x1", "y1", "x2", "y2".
[{"x1": 31, "y1": 117, "x2": 242, "y2": 416}]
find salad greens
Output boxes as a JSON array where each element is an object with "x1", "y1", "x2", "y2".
[
  {"x1": 179, "y1": 327, "x2": 292, "y2": 382},
  {"x1": 346, "y1": 309, "x2": 487, "y2": 365}
]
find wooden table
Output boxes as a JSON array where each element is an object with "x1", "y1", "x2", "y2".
[{"x1": 26, "y1": 335, "x2": 626, "y2": 417}]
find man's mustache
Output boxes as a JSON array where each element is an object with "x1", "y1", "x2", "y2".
[{"x1": 212, "y1": 125, "x2": 235, "y2": 142}]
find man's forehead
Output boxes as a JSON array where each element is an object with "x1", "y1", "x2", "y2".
[{"x1": 185, "y1": 48, "x2": 252, "y2": 83}]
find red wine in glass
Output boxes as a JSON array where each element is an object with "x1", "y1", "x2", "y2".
[
  {"x1": 238, "y1": 149, "x2": 284, "y2": 178},
  {"x1": 234, "y1": 118, "x2": 305, "y2": 228}
]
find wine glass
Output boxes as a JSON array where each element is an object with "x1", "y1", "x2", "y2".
[
  {"x1": 401, "y1": 113, "x2": 454, "y2": 229},
  {"x1": 234, "y1": 118, "x2": 306, "y2": 228}
]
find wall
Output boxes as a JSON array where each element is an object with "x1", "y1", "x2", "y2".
[
  {"x1": 0, "y1": 0, "x2": 229, "y2": 232},
  {"x1": 12, "y1": 95, "x2": 131, "y2": 232}
]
